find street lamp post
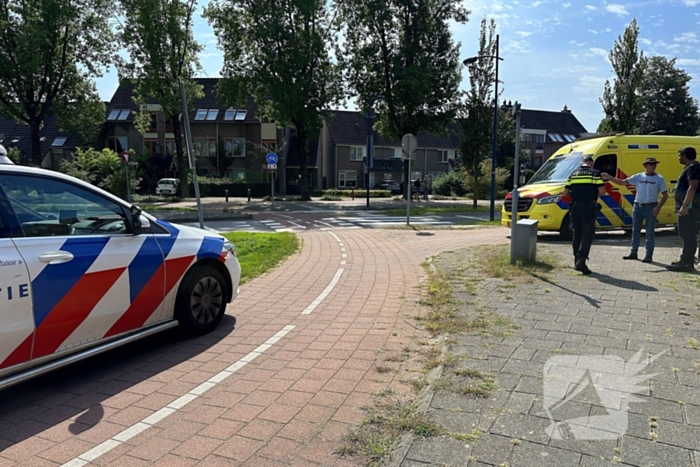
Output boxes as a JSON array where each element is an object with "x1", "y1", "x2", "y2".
[
  {"x1": 366, "y1": 95, "x2": 384, "y2": 209},
  {"x1": 463, "y1": 34, "x2": 503, "y2": 222}
]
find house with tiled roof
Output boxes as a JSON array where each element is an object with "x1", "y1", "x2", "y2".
[
  {"x1": 321, "y1": 110, "x2": 461, "y2": 190},
  {"x1": 103, "y1": 78, "x2": 286, "y2": 184},
  {"x1": 504, "y1": 102, "x2": 589, "y2": 168},
  {"x1": 0, "y1": 115, "x2": 82, "y2": 170}
]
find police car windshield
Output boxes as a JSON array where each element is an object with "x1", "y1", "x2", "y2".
[{"x1": 528, "y1": 153, "x2": 587, "y2": 184}]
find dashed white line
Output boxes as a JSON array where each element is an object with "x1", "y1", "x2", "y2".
[
  {"x1": 301, "y1": 269, "x2": 344, "y2": 315},
  {"x1": 60, "y1": 325, "x2": 296, "y2": 467}
]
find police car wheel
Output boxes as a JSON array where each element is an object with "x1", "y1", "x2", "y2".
[{"x1": 176, "y1": 266, "x2": 227, "y2": 335}]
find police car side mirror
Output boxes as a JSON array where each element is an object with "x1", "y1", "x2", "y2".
[{"x1": 128, "y1": 205, "x2": 149, "y2": 234}]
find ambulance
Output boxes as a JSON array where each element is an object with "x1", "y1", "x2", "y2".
[
  {"x1": 0, "y1": 145, "x2": 241, "y2": 390},
  {"x1": 501, "y1": 133, "x2": 700, "y2": 239}
]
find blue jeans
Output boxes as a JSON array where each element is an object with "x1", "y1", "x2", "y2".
[{"x1": 631, "y1": 203, "x2": 657, "y2": 256}]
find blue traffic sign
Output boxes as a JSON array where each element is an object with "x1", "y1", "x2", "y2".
[{"x1": 266, "y1": 153, "x2": 278, "y2": 165}]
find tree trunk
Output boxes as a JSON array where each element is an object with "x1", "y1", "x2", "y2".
[
  {"x1": 172, "y1": 118, "x2": 190, "y2": 198},
  {"x1": 29, "y1": 118, "x2": 42, "y2": 167},
  {"x1": 296, "y1": 126, "x2": 311, "y2": 201}
]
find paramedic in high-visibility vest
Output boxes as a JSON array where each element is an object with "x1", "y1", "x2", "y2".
[
  {"x1": 668, "y1": 146, "x2": 700, "y2": 272},
  {"x1": 562, "y1": 155, "x2": 606, "y2": 275}
]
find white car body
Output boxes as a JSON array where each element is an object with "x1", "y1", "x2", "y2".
[
  {"x1": 156, "y1": 178, "x2": 179, "y2": 195},
  {"x1": 0, "y1": 162, "x2": 241, "y2": 390}
]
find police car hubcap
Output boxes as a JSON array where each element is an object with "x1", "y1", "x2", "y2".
[{"x1": 191, "y1": 277, "x2": 223, "y2": 324}]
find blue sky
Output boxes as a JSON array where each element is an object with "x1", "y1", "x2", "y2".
[{"x1": 95, "y1": 0, "x2": 700, "y2": 134}]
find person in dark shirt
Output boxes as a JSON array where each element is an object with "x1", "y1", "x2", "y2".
[
  {"x1": 562, "y1": 155, "x2": 607, "y2": 274},
  {"x1": 668, "y1": 146, "x2": 700, "y2": 272}
]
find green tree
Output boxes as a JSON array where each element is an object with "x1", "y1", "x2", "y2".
[
  {"x1": 600, "y1": 18, "x2": 645, "y2": 134},
  {"x1": 458, "y1": 17, "x2": 495, "y2": 207},
  {"x1": 0, "y1": 0, "x2": 117, "y2": 166},
  {"x1": 336, "y1": 0, "x2": 469, "y2": 198},
  {"x1": 638, "y1": 56, "x2": 700, "y2": 136},
  {"x1": 118, "y1": 0, "x2": 204, "y2": 198},
  {"x1": 205, "y1": 0, "x2": 342, "y2": 200},
  {"x1": 61, "y1": 147, "x2": 140, "y2": 198}
]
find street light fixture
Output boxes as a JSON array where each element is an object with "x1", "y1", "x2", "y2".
[
  {"x1": 366, "y1": 94, "x2": 385, "y2": 209},
  {"x1": 463, "y1": 34, "x2": 503, "y2": 222}
]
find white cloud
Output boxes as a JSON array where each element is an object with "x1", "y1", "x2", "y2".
[
  {"x1": 504, "y1": 39, "x2": 531, "y2": 54},
  {"x1": 516, "y1": 31, "x2": 533, "y2": 37},
  {"x1": 563, "y1": 2, "x2": 571, "y2": 6},
  {"x1": 576, "y1": 75, "x2": 608, "y2": 96},
  {"x1": 677, "y1": 58, "x2": 700, "y2": 66},
  {"x1": 587, "y1": 48, "x2": 609, "y2": 60},
  {"x1": 606, "y1": 4, "x2": 629, "y2": 16},
  {"x1": 569, "y1": 40, "x2": 587, "y2": 47},
  {"x1": 674, "y1": 32, "x2": 699, "y2": 43},
  {"x1": 585, "y1": 4, "x2": 596, "y2": 10},
  {"x1": 640, "y1": 38, "x2": 653, "y2": 46},
  {"x1": 531, "y1": 0, "x2": 542, "y2": 6},
  {"x1": 681, "y1": 0, "x2": 700, "y2": 5}
]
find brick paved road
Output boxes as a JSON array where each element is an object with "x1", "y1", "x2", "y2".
[{"x1": 0, "y1": 226, "x2": 509, "y2": 466}]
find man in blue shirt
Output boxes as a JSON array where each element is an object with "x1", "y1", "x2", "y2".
[{"x1": 601, "y1": 157, "x2": 668, "y2": 263}]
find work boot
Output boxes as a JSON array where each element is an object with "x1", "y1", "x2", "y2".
[
  {"x1": 642, "y1": 255, "x2": 653, "y2": 263},
  {"x1": 575, "y1": 258, "x2": 592, "y2": 275},
  {"x1": 667, "y1": 261, "x2": 694, "y2": 272},
  {"x1": 623, "y1": 252, "x2": 638, "y2": 260}
]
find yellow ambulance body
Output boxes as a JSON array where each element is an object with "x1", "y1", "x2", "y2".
[{"x1": 501, "y1": 134, "x2": 700, "y2": 238}]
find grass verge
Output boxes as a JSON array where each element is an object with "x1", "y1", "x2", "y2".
[
  {"x1": 222, "y1": 232, "x2": 300, "y2": 284},
  {"x1": 385, "y1": 205, "x2": 490, "y2": 216}
]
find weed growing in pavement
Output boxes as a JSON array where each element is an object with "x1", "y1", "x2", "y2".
[
  {"x1": 688, "y1": 338, "x2": 699, "y2": 350},
  {"x1": 472, "y1": 245, "x2": 559, "y2": 281},
  {"x1": 336, "y1": 397, "x2": 441, "y2": 466}
]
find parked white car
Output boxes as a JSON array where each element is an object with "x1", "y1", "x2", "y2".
[
  {"x1": 0, "y1": 148, "x2": 241, "y2": 390},
  {"x1": 156, "y1": 178, "x2": 179, "y2": 195}
]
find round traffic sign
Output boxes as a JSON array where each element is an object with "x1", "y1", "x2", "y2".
[{"x1": 266, "y1": 153, "x2": 278, "y2": 165}]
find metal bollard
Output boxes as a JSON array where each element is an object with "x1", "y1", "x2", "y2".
[
  {"x1": 247, "y1": 188, "x2": 251, "y2": 202},
  {"x1": 225, "y1": 189, "x2": 229, "y2": 202}
]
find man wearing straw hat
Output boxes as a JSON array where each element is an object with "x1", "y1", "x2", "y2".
[{"x1": 601, "y1": 157, "x2": 668, "y2": 263}]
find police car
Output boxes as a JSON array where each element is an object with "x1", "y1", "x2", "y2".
[{"x1": 0, "y1": 146, "x2": 241, "y2": 390}]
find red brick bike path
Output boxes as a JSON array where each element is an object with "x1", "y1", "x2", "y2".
[{"x1": 0, "y1": 227, "x2": 509, "y2": 466}]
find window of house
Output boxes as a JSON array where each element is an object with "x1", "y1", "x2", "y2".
[
  {"x1": 148, "y1": 112, "x2": 157, "y2": 132},
  {"x1": 165, "y1": 140, "x2": 175, "y2": 155},
  {"x1": 224, "y1": 138, "x2": 233, "y2": 157},
  {"x1": 392, "y1": 148, "x2": 402, "y2": 158},
  {"x1": 349, "y1": 147, "x2": 364, "y2": 161},
  {"x1": 229, "y1": 168, "x2": 246, "y2": 181},
  {"x1": 563, "y1": 134, "x2": 576, "y2": 142},
  {"x1": 208, "y1": 139, "x2": 217, "y2": 157},
  {"x1": 107, "y1": 137, "x2": 127, "y2": 153},
  {"x1": 235, "y1": 110, "x2": 247, "y2": 121},
  {"x1": 52, "y1": 137, "x2": 67, "y2": 147},
  {"x1": 232, "y1": 138, "x2": 245, "y2": 157},
  {"x1": 534, "y1": 134, "x2": 545, "y2": 150},
  {"x1": 437, "y1": 150, "x2": 448, "y2": 163},
  {"x1": 206, "y1": 109, "x2": 219, "y2": 120},
  {"x1": 195, "y1": 109, "x2": 207, "y2": 120},
  {"x1": 107, "y1": 109, "x2": 120, "y2": 120},
  {"x1": 117, "y1": 109, "x2": 130, "y2": 120},
  {"x1": 339, "y1": 170, "x2": 357, "y2": 188},
  {"x1": 262, "y1": 141, "x2": 276, "y2": 152},
  {"x1": 224, "y1": 109, "x2": 236, "y2": 120},
  {"x1": 522, "y1": 134, "x2": 532, "y2": 143},
  {"x1": 195, "y1": 138, "x2": 208, "y2": 157}
]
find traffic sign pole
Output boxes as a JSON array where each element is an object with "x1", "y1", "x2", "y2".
[
  {"x1": 266, "y1": 153, "x2": 278, "y2": 207},
  {"x1": 121, "y1": 151, "x2": 131, "y2": 203},
  {"x1": 401, "y1": 134, "x2": 418, "y2": 226}
]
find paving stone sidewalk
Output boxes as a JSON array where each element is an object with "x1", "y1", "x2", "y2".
[{"x1": 395, "y1": 232, "x2": 700, "y2": 467}]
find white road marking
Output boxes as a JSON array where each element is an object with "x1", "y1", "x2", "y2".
[
  {"x1": 289, "y1": 221, "x2": 307, "y2": 229},
  {"x1": 301, "y1": 269, "x2": 344, "y2": 315},
  {"x1": 60, "y1": 325, "x2": 296, "y2": 467},
  {"x1": 457, "y1": 215, "x2": 489, "y2": 221}
]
